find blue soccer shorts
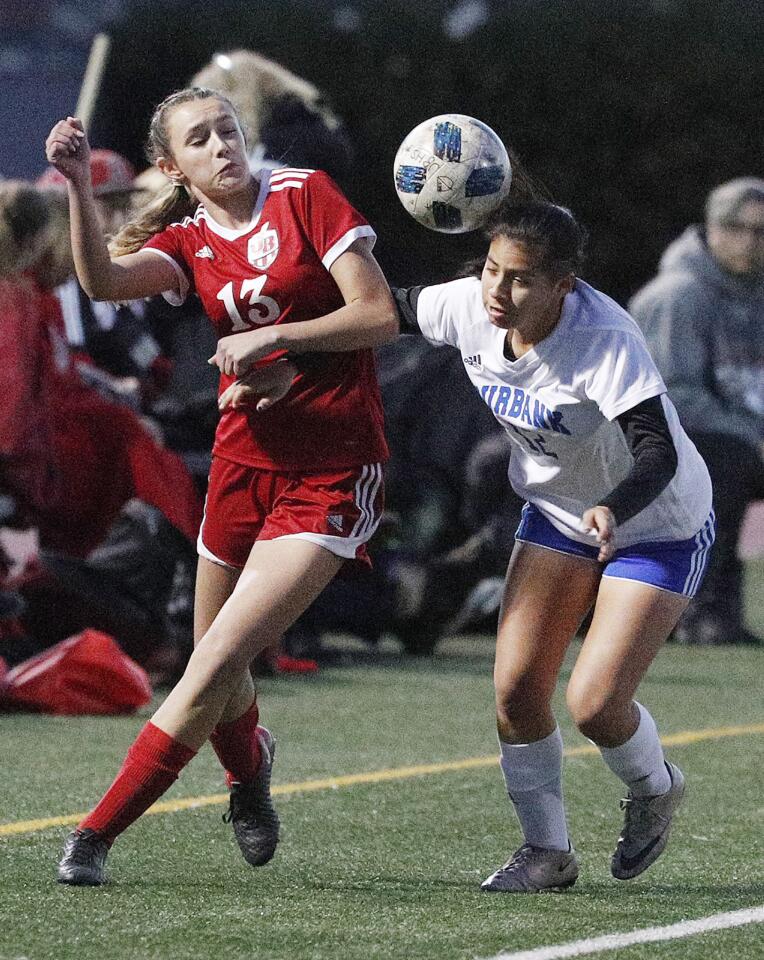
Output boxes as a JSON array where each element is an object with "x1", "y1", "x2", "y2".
[{"x1": 515, "y1": 503, "x2": 716, "y2": 598}]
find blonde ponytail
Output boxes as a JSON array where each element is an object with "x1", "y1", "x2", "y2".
[{"x1": 108, "y1": 182, "x2": 196, "y2": 257}]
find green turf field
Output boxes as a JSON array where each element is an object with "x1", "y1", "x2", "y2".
[{"x1": 1, "y1": 562, "x2": 762, "y2": 960}]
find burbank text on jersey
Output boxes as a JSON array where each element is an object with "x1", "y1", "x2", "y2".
[{"x1": 480, "y1": 383, "x2": 571, "y2": 435}]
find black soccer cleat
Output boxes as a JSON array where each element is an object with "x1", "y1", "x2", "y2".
[
  {"x1": 481, "y1": 843, "x2": 579, "y2": 893},
  {"x1": 57, "y1": 828, "x2": 109, "y2": 886},
  {"x1": 611, "y1": 761, "x2": 686, "y2": 880},
  {"x1": 222, "y1": 727, "x2": 280, "y2": 867}
]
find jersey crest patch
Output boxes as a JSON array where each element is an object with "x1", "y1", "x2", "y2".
[{"x1": 248, "y1": 221, "x2": 279, "y2": 271}]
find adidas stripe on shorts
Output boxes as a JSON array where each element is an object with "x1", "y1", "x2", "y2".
[
  {"x1": 198, "y1": 457, "x2": 384, "y2": 569},
  {"x1": 516, "y1": 502, "x2": 715, "y2": 597}
]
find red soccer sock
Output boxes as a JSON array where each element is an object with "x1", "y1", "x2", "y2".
[
  {"x1": 79, "y1": 722, "x2": 196, "y2": 844},
  {"x1": 209, "y1": 700, "x2": 262, "y2": 786}
]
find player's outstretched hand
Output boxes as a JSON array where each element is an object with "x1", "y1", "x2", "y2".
[
  {"x1": 45, "y1": 117, "x2": 90, "y2": 183},
  {"x1": 209, "y1": 327, "x2": 281, "y2": 377},
  {"x1": 217, "y1": 359, "x2": 297, "y2": 412},
  {"x1": 582, "y1": 505, "x2": 616, "y2": 562}
]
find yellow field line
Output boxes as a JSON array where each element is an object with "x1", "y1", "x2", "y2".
[{"x1": 2, "y1": 722, "x2": 762, "y2": 838}]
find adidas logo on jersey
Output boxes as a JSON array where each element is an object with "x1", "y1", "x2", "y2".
[
  {"x1": 464, "y1": 354, "x2": 482, "y2": 370},
  {"x1": 195, "y1": 245, "x2": 215, "y2": 260},
  {"x1": 327, "y1": 514, "x2": 344, "y2": 533}
]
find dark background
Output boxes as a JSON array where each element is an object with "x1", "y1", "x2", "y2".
[{"x1": 3, "y1": 0, "x2": 762, "y2": 301}]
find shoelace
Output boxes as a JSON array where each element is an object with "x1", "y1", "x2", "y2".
[
  {"x1": 222, "y1": 789, "x2": 252, "y2": 824},
  {"x1": 67, "y1": 834, "x2": 105, "y2": 864},
  {"x1": 222, "y1": 781, "x2": 276, "y2": 826},
  {"x1": 619, "y1": 795, "x2": 665, "y2": 837},
  {"x1": 497, "y1": 845, "x2": 535, "y2": 875}
]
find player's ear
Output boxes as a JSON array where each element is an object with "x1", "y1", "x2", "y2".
[{"x1": 156, "y1": 156, "x2": 184, "y2": 186}]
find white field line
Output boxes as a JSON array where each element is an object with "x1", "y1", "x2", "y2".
[{"x1": 480, "y1": 905, "x2": 764, "y2": 960}]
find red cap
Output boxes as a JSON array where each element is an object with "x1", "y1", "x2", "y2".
[{"x1": 38, "y1": 149, "x2": 137, "y2": 196}]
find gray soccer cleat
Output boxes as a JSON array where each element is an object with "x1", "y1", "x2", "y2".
[
  {"x1": 611, "y1": 761, "x2": 685, "y2": 880},
  {"x1": 223, "y1": 726, "x2": 280, "y2": 867},
  {"x1": 57, "y1": 828, "x2": 109, "y2": 886},
  {"x1": 481, "y1": 843, "x2": 579, "y2": 893}
]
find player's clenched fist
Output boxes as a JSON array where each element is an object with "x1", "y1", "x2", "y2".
[
  {"x1": 582, "y1": 505, "x2": 617, "y2": 562},
  {"x1": 45, "y1": 117, "x2": 90, "y2": 182}
]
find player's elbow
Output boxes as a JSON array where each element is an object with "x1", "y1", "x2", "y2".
[
  {"x1": 83, "y1": 284, "x2": 110, "y2": 302},
  {"x1": 369, "y1": 293, "x2": 400, "y2": 346},
  {"x1": 80, "y1": 269, "x2": 120, "y2": 302},
  {"x1": 77, "y1": 270, "x2": 107, "y2": 301},
  {"x1": 376, "y1": 303, "x2": 401, "y2": 345},
  {"x1": 346, "y1": 293, "x2": 399, "y2": 347}
]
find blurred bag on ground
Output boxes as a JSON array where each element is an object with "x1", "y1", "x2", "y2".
[{"x1": 0, "y1": 628, "x2": 152, "y2": 715}]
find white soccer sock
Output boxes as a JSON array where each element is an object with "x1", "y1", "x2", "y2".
[
  {"x1": 598, "y1": 702, "x2": 672, "y2": 798},
  {"x1": 499, "y1": 726, "x2": 570, "y2": 851}
]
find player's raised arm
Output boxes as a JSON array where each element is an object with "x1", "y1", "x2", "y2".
[{"x1": 44, "y1": 118, "x2": 179, "y2": 302}]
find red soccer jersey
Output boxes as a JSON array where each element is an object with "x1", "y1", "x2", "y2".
[{"x1": 143, "y1": 168, "x2": 389, "y2": 470}]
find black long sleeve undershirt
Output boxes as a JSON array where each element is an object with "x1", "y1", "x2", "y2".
[
  {"x1": 600, "y1": 396, "x2": 678, "y2": 524},
  {"x1": 391, "y1": 285, "x2": 678, "y2": 524},
  {"x1": 394, "y1": 285, "x2": 424, "y2": 334}
]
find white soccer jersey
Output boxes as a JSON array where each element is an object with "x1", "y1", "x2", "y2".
[{"x1": 416, "y1": 277, "x2": 712, "y2": 548}]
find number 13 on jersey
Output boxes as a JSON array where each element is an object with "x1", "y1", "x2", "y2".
[{"x1": 216, "y1": 276, "x2": 280, "y2": 331}]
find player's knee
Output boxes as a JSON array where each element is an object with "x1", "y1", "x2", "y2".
[
  {"x1": 566, "y1": 680, "x2": 616, "y2": 739},
  {"x1": 183, "y1": 633, "x2": 249, "y2": 697},
  {"x1": 494, "y1": 670, "x2": 550, "y2": 727}
]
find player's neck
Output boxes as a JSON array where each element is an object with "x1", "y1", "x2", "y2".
[{"x1": 195, "y1": 179, "x2": 260, "y2": 230}]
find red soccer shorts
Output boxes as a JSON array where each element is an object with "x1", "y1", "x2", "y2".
[{"x1": 198, "y1": 457, "x2": 384, "y2": 569}]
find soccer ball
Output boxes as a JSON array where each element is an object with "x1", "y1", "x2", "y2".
[{"x1": 393, "y1": 114, "x2": 512, "y2": 234}]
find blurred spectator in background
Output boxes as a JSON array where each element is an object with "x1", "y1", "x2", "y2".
[
  {"x1": 369, "y1": 336, "x2": 511, "y2": 652},
  {"x1": 630, "y1": 177, "x2": 764, "y2": 645},
  {"x1": 0, "y1": 180, "x2": 202, "y2": 556},
  {"x1": 0, "y1": 182, "x2": 59, "y2": 525},
  {"x1": 0, "y1": 180, "x2": 202, "y2": 679},
  {"x1": 38, "y1": 151, "x2": 174, "y2": 412}
]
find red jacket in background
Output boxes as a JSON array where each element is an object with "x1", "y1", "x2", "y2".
[{"x1": 0, "y1": 276, "x2": 202, "y2": 556}]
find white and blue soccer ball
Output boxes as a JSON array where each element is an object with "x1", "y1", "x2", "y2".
[{"x1": 393, "y1": 114, "x2": 512, "y2": 233}]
